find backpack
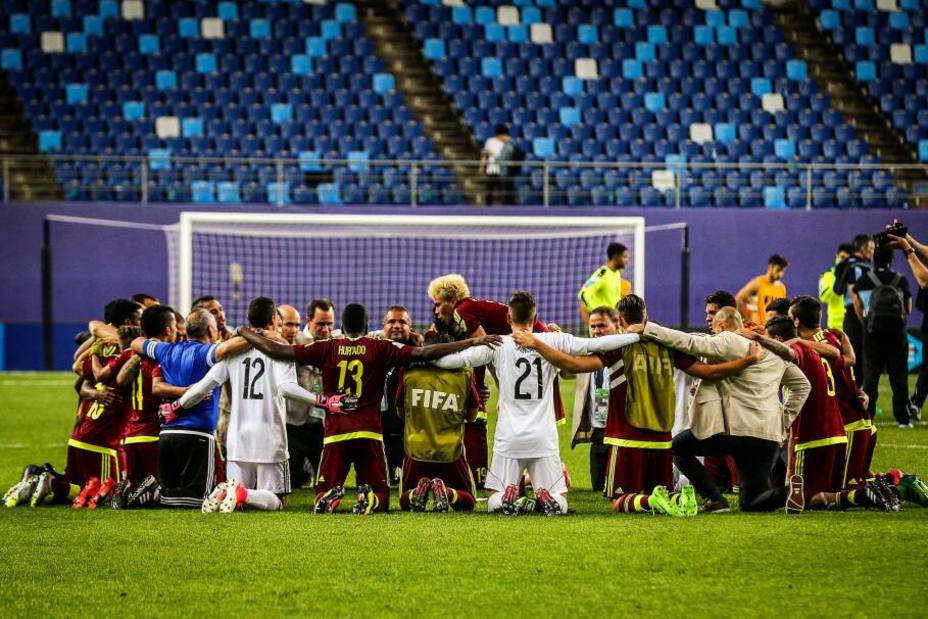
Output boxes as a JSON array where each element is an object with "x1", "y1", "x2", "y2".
[{"x1": 865, "y1": 271, "x2": 905, "y2": 333}]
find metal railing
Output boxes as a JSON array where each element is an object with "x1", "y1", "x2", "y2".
[{"x1": 2, "y1": 154, "x2": 926, "y2": 208}]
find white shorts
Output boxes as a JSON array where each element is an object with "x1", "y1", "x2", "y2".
[
  {"x1": 227, "y1": 460, "x2": 291, "y2": 495},
  {"x1": 485, "y1": 454, "x2": 568, "y2": 495}
]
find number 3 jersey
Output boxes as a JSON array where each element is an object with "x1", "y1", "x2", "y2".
[
  {"x1": 787, "y1": 343, "x2": 846, "y2": 449},
  {"x1": 294, "y1": 337, "x2": 414, "y2": 444}
]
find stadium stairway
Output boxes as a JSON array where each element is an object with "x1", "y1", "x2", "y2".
[
  {"x1": 771, "y1": 1, "x2": 928, "y2": 207},
  {"x1": 0, "y1": 71, "x2": 62, "y2": 201},
  {"x1": 355, "y1": 0, "x2": 482, "y2": 204}
]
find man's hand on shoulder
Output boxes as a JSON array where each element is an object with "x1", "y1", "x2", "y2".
[
  {"x1": 623, "y1": 323, "x2": 645, "y2": 335},
  {"x1": 735, "y1": 328, "x2": 759, "y2": 341},
  {"x1": 745, "y1": 341, "x2": 765, "y2": 364},
  {"x1": 511, "y1": 331, "x2": 537, "y2": 348},
  {"x1": 472, "y1": 334, "x2": 503, "y2": 348}
]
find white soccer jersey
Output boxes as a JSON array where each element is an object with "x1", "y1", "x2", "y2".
[
  {"x1": 435, "y1": 332, "x2": 639, "y2": 459},
  {"x1": 181, "y1": 350, "x2": 298, "y2": 463}
]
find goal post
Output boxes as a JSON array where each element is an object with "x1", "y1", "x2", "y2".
[{"x1": 176, "y1": 212, "x2": 646, "y2": 332}]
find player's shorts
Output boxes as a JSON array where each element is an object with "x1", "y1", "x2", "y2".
[
  {"x1": 604, "y1": 444, "x2": 672, "y2": 498},
  {"x1": 316, "y1": 437, "x2": 389, "y2": 510},
  {"x1": 122, "y1": 436, "x2": 159, "y2": 484},
  {"x1": 789, "y1": 443, "x2": 845, "y2": 497},
  {"x1": 841, "y1": 426, "x2": 873, "y2": 488},
  {"x1": 463, "y1": 420, "x2": 488, "y2": 489},
  {"x1": 401, "y1": 455, "x2": 475, "y2": 496},
  {"x1": 66, "y1": 439, "x2": 120, "y2": 487},
  {"x1": 486, "y1": 453, "x2": 568, "y2": 495},
  {"x1": 158, "y1": 429, "x2": 223, "y2": 508},
  {"x1": 228, "y1": 460, "x2": 291, "y2": 495}
]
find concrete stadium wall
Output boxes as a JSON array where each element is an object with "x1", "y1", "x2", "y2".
[{"x1": 2, "y1": 202, "x2": 925, "y2": 369}]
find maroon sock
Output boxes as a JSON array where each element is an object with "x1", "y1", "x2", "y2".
[
  {"x1": 399, "y1": 490, "x2": 412, "y2": 511},
  {"x1": 51, "y1": 476, "x2": 72, "y2": 501},
  {"x1": 449, "y1": 489, "x2": 475, "y2": 511}
]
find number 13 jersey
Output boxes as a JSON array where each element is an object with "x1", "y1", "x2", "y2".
[{"x1": 294, "y1": 337, "x2": 414, "y2": 444}]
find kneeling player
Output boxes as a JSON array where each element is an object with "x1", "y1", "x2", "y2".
[
  {"x1": 396, "y1": 335, "x2": 480, "y2": 512},
  {"x1": 515, "y1": 296, "x2": 762, "y2": 517}
]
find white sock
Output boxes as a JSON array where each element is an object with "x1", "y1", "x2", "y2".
[
  {"x1": 487, "y1": 492, "x2": 503, "y2": 513},
  {"x1": 243, "y1": 489, "x2": 282, "y2": 511}
]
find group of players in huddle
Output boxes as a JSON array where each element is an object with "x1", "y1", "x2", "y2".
[{"x1": 4, "y1": 273, "x2": 928, "y2": 516}]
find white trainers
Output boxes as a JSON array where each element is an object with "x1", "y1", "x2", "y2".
[
  {"x1": 202, "y1": 482, "x2": 228, "y2": 513},
  {"x1": 219, "y1": 479, "x2": 242, "y2": 513}
]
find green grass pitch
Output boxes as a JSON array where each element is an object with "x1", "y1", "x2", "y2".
[{"x1": 1, "y1": 372, "x2": 926, "y2": 617}]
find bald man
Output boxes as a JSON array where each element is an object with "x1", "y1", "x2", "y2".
[
  {"x1": 278, "y1": 305, "x2": 301, "y2": 344},
  {"x1": 627, "y1": 307, "x2": 810, "y2": 512}
]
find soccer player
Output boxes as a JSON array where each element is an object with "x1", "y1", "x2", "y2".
[
  {"x1": 162, "y1": 297, "x2": 344, "y2": 513},
  {"x1": 130, "y1": 293, "x2": 160, "y2": 308},
  {"x1": 434, "y1": 291, "x2": 640, "y2": 516},
  {"x1": 735, "y1": 254, "x2": 789, "y2": 326},
  {"x1": 749, "y1": 317, "x2": 892, "y2": 512},
  {"x1": 238, "y1": 303, "x2": 500, "y2": 515},
  {"x1": 395, "y1": 332, "x2": 481, "y2": 512},
  {"x1": 515, "y1": 295, "x2": 763, "y2": 517},
  {"x1": 128, "y1": 307, "x2": 250, "y2": 508},
  {"x1": 105, "y1": 305, "x2": 179, "y2": 504},
  {"x1": 764, "y1": 297, "x2": 791, "y2": 324},
  {"x1": 577, "y1": 242, "x2": 629, "y2": 325},
  {"x1": 173, "y1": 310, "x2": 188, "y2": 342}
]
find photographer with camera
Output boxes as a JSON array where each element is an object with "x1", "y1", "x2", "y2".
[
  {"x1": 885, "y1": 229, "x2": 928, "y2": 419},
  {"x1": 834, "y1": 234, "x2": 875, "y2": 381},
  {"x1": 852, "y1": 228, "x2": 914, "y2": 428}
]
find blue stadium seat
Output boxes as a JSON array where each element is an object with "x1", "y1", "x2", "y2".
[
  {"x1": 217, "y1": 181, "x2": 240, "y2": 203},
  {"x1": 764, "y1": 186, "x2": 786, "y2": 209},
  {"x1": 855, "y1": 61, "x2": 876, "y2": 81},
  {"x1": 482, "y1": 57, "x2": 502, "y2": 77},
  {"x1": 192, "y1": 181, "x2": 216, "y2": 203},
  {"x1": 318, "y1": 182, "x2": 341, "y2": 204},
  {"x1": 271, "y1": 103, "x2": 292, "y2": 123},
  {"x1": 424, "y1": 38, "x2": 445, "y2": 60}
]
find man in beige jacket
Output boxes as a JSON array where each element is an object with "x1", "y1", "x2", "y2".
[{"x1": 628, "y1": 307, "x2": 810, "y2": 513}]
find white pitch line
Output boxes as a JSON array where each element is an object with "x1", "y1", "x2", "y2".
[
  {"x1": 880, "y1": 444, "x2": 928, "y2": 450},
  {"x1": 0, "y1": 380, "x2": 75, "y2": 386}
]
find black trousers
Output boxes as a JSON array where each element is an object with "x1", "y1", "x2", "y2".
[
  {"x1": 912, "y1": 316, "x2": 928, "y2": 411},
  {"x1": 843, "y1": 310, "x2": 865, "y2": 382},
  {"x1": 862, "y1": 327, "x2": 911, "y2": 425},
  {"x1": 158, "y1": 429, "x2": 218, "y2": 508},
  {"x1": 589, "y1": 428, "x2": 608, "y2": 493},
  {"x1": 486, "y1": 175, "x2": 514, "y2": 205},
  {"x1": 384, "y1": 433, "x2": 404, "y2": 485},
  {"x1": 672, "y1": 430, "x2": 779, "y2": 510},
  {"x1": 286, "y1": 421, "x2": 323, "y2": 489}
]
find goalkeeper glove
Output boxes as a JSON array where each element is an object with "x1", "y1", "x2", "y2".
[
  {"x1": 158, "y1": 400, "x2": 182, "y2": 425},
  {"x1": 315, "y1": 393, "x2": 359, "y2": 414}
]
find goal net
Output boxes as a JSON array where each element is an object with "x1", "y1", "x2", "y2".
[{"x1": 175, "y1": 213, "x2": 645, "y2": 332}]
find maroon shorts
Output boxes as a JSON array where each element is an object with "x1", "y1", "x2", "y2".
[
  {"x1": 316, "y1": 438, "x2": 389, "y2": 511},
  {"x1": 604, "y1": 445, "x2": 672, "y2": 498},
  {"x1": 401, "y1": 455, "x2": 475, "y2": 495},
  {"x1": 790, "y1": 443, "x2": 845, "y2": 497},
  {"x1": 463, "y1": 420, "x2": 488, "y2": 489},
  {"x1": 66, "y1": 441, "x2": 120, "y2": 487},
  {"x1": 123, "y1": 438, "x2": 160, "y2": 484},
  {"x1": 841, "y1": 427, "x2": 874, "y2": 488}
]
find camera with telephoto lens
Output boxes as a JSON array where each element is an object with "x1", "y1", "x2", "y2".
[{"x1": 874, "y1": 221, "x2": 907, "y2": 249}]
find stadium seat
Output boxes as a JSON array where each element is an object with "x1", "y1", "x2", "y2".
[{"x1": 764, "y1": 186, "x2": 786, "y2": 208}]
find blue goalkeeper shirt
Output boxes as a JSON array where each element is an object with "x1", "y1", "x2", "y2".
[{"x1": 143, "y1": 340, "x2": 219, "y2": 432}]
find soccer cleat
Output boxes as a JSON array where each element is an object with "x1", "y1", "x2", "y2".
[
  {"x1": 314, "y1": 485, "x2": 345, "y2": 514},
  {"x1": 126, "y1": 475, "x2": 160, "y2": 508},
  {"x1": 19, "y1": 464, "x2": 43, "y2": 483},
  {"x1": 409, "y1": 477, "x2": 430, "y2": 512},
  {"x1": 699, "y1": 497, "x2": 731, "y2": 514},
  {"x1": 680, "y1": 484, "x2": 699, "y2": 517},
  {"x1": 512, "y1": 496, "x2": 537, "y2": 514},
  {"x1": 874, "y1": 475, "x2": 902, "y2": 512},
  {"x1": 535, "y1": 488, "x2": 563, "y2": 517},
  {"x1": 785, "y1": 474, "x2": 804, "y2": 515},
  {"x1": 431, "y1": 478, "x2": 450, "y2": 513},
  {"x1": 43, "y1": 462, "x2": 64, "y2": 478},
  {"x1": 72, "y1": 477, "x2": 101, "y2": 509},
  {"x1": 110, "y1": 480, "x2": 131, "y2": 510},
  {"x1": 29, "y1": 471, "x2": 54, "y2": 507},
  {"x1": 353, "y1": 484, "x2": 376, "y2": 515},
  {"x1": 4, "y1": 475, "x2": 39, "y2": 508},
  {"x1": 898, "y1": 474, "x2": 928, "y2": 507},
  {"x1": 87, "y1": 478, "x2": 116, "y2": 510},
  {"x1": 202, "y1": 482, "x2": 228, "y2": 513},
  {"x1": 500, "y1": 484, "x2": 522, "y2": 515},
  {"x1": 219, "y1": 479, "x2": 244, "y2": 513},
  {"x1": 861, "y1": 482, "x2": 894, "y2": 512},
  {"x1": 649, "y1": 485, "x2": 684, "y2": 517}
]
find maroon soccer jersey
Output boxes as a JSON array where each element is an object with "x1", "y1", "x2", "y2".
[
  {"x1": 814, "y1": 330, "x2": 868, "y2": 426},
  {"x1": 597, "y1": 347, "x2": 696, "y2": 445},
  {"x1": 788, "y1": 343, "x2": 846, "y2": 446},
  {"x1": 294, "y1": 337, "x2": 414, "y2": 440},
  {"x1": 107, "y1": 351, "x2": 161, "y2": 438},
  {"x1": 452, "y1": 297, "x2": 547, "y2": 336},
  {"x1": 71, "y1": 351, "x2": 128, "y2": 449}
]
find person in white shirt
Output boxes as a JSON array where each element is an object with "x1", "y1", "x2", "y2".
[
  {"x1": 162, "y1": 297, "x2": 348, "y2": 513},
  {"x1": 480, "y1": 124, "x2": 515, "y2": 205},
  {"x1": 433, "y1": 291, "x2": 639, "y2": 516}
]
